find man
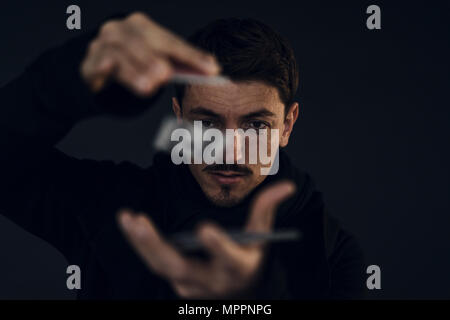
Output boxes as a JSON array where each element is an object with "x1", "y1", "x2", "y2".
[{"x1": 0, "y1": 12, "x2": 365, "y2": 299}]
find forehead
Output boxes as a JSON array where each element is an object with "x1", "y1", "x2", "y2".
[{"x1": 182, "y1": 81, "x2": 284, "y2": 117}]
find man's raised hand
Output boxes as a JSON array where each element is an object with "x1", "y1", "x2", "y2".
[
  {"x1": 117, "y1": 181, "x2": 295, "y2": 299},
  {"x1": 80, "y1": 12, "x2": 220, "y2": 96}
]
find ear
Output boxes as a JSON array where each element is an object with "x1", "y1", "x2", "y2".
[
  {"x1": 280, "y1": 102, "x2": 299, "y2": 147},
  {"x1": 172, "y1": 97, "x2": 182, "y2": 120}
]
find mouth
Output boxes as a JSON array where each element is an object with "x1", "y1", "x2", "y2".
[{"x1": 207, "y1": 170, "x2": 248, "y2": 185}]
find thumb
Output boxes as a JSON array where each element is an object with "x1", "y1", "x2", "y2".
[{"x1": 245, "y1": 180, "x2": 296, "y2": 233}]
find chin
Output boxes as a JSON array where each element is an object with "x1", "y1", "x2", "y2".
[
  {"x1": 204, "y1": 185, "x2": 250, "y2": 208},
  {"x1": 207, "y1": 195, "x2": 244, "y2": 208}
]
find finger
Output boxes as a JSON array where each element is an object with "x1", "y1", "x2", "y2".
[
  {"x1": 171, "y1": 258, "x2": 255, "y2": 299},
  {"x1": 172, "y1": 280, "x2": 209, "y2": 299},
  {"x1": 160, "y1": 36, "x2": 220, "y2": 76},
  {"x1": 114, "y1": 53, "x2": 172, "y2": 96},
  {"x1": 117, "y1": 210, "x2": 189, "y2": 279},
  {"x1": 172, "y1": 273, "x2": 233, "y2": 299},
  {"x1": 198, "y1": 223, "x2": 247, "y2": 263},
  {"x1": 113, "y1": 24, "x2": 160, "y2": 69},
  {"x1": 98, "y1": 20, "x2": 152, "y2": 71},
  {"x1": 81, "y1": 40, "x2": 116, "y2": 92},
  {"x1": 172, "y1": 260, "x2": 235, "y2": 298},
  {"x1": 83, "y1": 31, "x2": 173, "y2": 95},
  {"x1": 98, "y1": 47, "x2": 171, "y2": 96},
  {"x1": 82, "y1": 43, "x2": 146, "y2": 94},
  {"x1": 108, "y1": 24, "x2": 175, "y2": 82},
  {"x1": 197, "y1": 223, "x2": 262, "y2": 271},
  {"x1": 139, "y1": 19, "x2": 220, "y2": 75},
  {"x1": 245, "y1": 180, "x2": 296, "y2": 233},
  {"x1": 118, "y1": 211, "x2": 230, "y2": 291}
]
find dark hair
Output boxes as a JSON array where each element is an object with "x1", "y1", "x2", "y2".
[{"x1": 174, "y1": 18, "x2": 299, "y2": 111}]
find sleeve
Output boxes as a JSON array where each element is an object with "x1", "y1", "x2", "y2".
[
  {"x1": 0, "y1": 24, "x2": 162, "y2": 257},
  {"x1": 326, "y1": 220, "x2": 367, "y2": 299}
]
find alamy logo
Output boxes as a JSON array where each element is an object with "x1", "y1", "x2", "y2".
[
  {"x1": 366, "y1": 5, "x2": 381, "y2": 30},
  {"x1": 66, "y1": 5, "x2": 81, "y2": 30},
  {"x1": 366, "y1": 265, "x2": 381, "y2": 290},
  {"x1": 155, "y1": 119, "x2": 280, "y2": 175},
  {"x1": 66, "y1": 265, "x2": 81, "y2": 290}
]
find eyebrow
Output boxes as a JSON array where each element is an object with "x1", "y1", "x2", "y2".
[
  {"x1": 188, "y1": 107, "x2": 221, "y2": 118},
  {"x1": 242, "y1": 109, "x2": 276, "y2": 119},
  {"x1": 188, "y1": 106, "x2": 276, "y2": 119}
]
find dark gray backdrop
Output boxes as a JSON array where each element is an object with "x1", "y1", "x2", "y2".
[{"x1": 0, "y1": 0, "x2": 449, "y2": 299}]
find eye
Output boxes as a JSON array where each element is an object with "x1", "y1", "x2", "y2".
[
  {"x1": 248, "y1": 121, "x2": 269, "y2": 130},
  {"x1": 201, "y1": 120, "x2": 215, "y2": 129}
]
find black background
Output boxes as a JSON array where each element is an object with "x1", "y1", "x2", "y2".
[{"x1": 0, "y1": 0, "x2": 449, "y2": 299}]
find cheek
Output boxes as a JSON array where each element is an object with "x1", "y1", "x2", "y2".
[
  {"x1": 188, "y1": 164, "x2": 204, "y2": 180},
  {"x1": 266, "y1": 126, "x2": 283, "y2": 151}
]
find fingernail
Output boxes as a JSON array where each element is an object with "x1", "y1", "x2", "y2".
[
  {"x1": 136, "y1": 76, "x2": 149, "y2": 91},
  {"x1": 202, "y1": 226, "x2": 219, "y2": 243},
  {"x1": 283, "y1": 182, "x2": 296, "y2": 196},
  {"x1": 286, "y1": 182, "x2": 296, "y2": 192},
  {"x1": 120, "y1": 212, "x2": 134, "y2": 230},
  {"x1": 203, "y1": 56, "x2": 220, "y2": 74},
  {"x1": 134, "y1": 223, "x2": 149, "y2": 239}
]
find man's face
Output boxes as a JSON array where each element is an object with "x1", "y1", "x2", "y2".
[{"x1": 172, "y1": 81, "x2": 298, "y2": 207}]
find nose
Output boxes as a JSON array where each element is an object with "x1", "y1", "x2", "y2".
[{"x1": 224, "y1": 130, "x2": 245, "y2": 164}]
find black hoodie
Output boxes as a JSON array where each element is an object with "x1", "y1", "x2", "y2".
[{"x1": 0, "y1": 27, "x2": 365, "y2": 299}]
